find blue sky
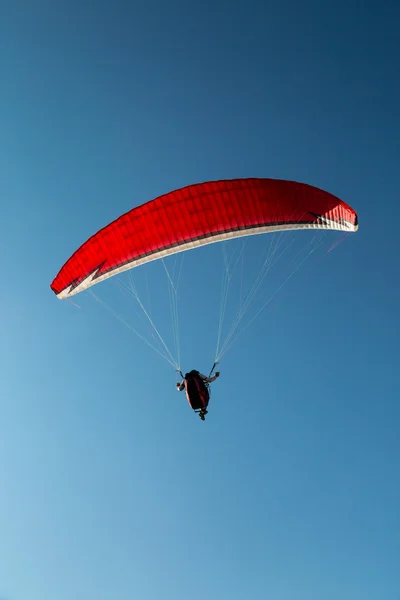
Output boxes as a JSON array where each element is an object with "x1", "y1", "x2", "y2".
[{"x1": 1, "y1": 1, "x2": 399, "y2": 599}]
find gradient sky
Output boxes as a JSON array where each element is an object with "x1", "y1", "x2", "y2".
[{"x1": 1, "y1": 1, "x2": 399, "y2": 599}]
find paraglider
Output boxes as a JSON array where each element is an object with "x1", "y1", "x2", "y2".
[
  {"x1": 50, "y1": 178, "x2": 358, "y2": 299},
  {"x1": 176, "y1": 370, "x2": 221, "y2": 420},
  {"x1": 50, "y1": 177, "x2": 358, "y2": 420}
]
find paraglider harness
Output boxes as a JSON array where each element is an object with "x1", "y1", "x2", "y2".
[{"x1": 179, "y1": 363, "x2": 217, "y2": 421}]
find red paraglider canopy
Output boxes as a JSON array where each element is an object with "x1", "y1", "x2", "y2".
[{"x1": 51, "y1": 178, "x2": 358, "y2": 299}]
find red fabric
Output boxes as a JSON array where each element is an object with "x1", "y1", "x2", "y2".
[
  {"x1": 51, "y1": 178, "x2": 358, "y2": 296},
  {"x1": 185, "y1": 376, "x2": 209, "y2": 410}
]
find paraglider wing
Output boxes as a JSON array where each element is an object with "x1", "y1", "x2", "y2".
[{"x1": 50, "y1": 178, "x2": 358, "y2": 299}]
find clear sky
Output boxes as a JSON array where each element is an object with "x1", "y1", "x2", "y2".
[{"x1": 1, "y1": 1, "x2": 399, "y2": 599}]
